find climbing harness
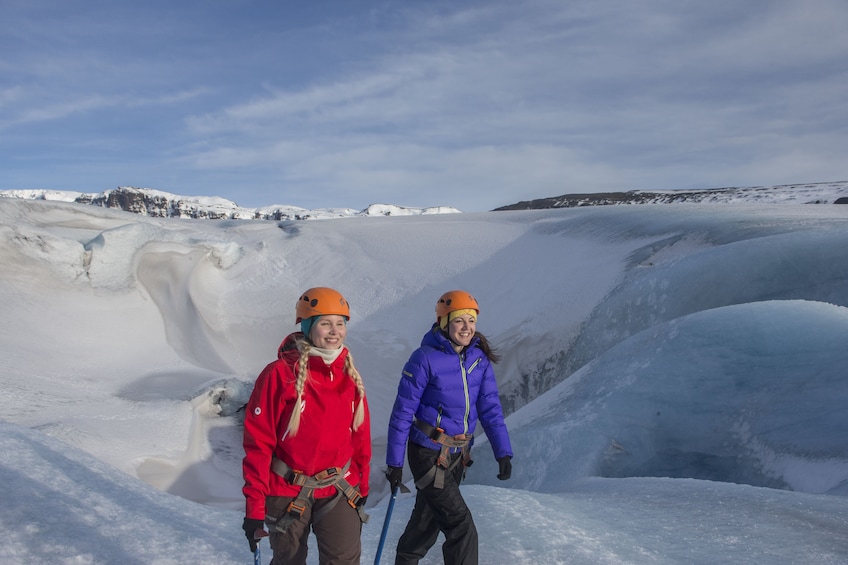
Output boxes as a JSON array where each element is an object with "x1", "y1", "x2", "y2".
[
  {"x1": 265, "y1": 457, "x2": 369, "y2": 533},
  {"x1": 413, "y1": 419, "x2": 473, "y2": 489}
]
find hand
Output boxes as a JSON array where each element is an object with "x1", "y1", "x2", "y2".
[
  {"x1": 242, "y1": 517, "x2": 266, "y2": 553},
  {"x1": 385, "y1": 466, "x2": 403, "y2": 490},
  {"x1": 356, "y1": 495, "x2": 368, "y2": 509},
  {"x1": 497, "y1": 456, "x2": 512, "y2": 480}
]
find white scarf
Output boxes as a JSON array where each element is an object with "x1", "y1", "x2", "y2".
[{"x1": 309, "y1": 345, "x2": 345, "y2": 365}]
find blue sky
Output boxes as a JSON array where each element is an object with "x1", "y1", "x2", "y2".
[{"x1": 2, "y1": 0, "x2": 847, "y2": 212}]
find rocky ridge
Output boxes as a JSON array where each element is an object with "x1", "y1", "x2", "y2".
[{"x1": 494, "y1": 181, "x2": 848, "y2": 210}]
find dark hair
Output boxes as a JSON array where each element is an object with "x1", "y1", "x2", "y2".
[{"x1": 475, "y1": 332, "x2": 501, "y2": 364}]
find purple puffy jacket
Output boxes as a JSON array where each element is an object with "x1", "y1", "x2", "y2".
[{"x1": 386, "y1": 325, "x2": 513, "y2": 468}]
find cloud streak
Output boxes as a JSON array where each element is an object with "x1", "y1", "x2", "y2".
[{"x1": 2, "y1": 0, "x2": 847, "y2": 211}]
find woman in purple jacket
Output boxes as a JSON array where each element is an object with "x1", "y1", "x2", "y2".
[{"x1": 385, "y1": 290, "x2": 513, "y2": 565}]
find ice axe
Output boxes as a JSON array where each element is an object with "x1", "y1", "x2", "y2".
[{"x1": 374, "y1": 481, "x2": 410, "y2": 565}]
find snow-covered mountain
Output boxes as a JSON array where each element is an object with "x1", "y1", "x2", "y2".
[
  {"x1": 495, "y1": 180, "x2": 848, "y2": 210},
  {"x1": 0, "y1": 186, "x2": 462, "y2": 220},
  {"x1": 3, "y1": 181, "x2": 847, "y2": 221}
]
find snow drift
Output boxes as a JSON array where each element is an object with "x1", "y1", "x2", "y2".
[{"x1": 2, "y1": 196, "x2": 848, "y2": 563}]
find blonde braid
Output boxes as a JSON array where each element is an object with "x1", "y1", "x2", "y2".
[
  {"x1": 344, "y1": 351, "x2": 366, "y2": 431},
  {"x1": 285, "y1": 340, "x2": 311, "y2": 437}
]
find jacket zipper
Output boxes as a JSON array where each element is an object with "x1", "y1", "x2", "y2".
[{"x1": 459, "y1": 352, "x2": 470, "y2": 434}]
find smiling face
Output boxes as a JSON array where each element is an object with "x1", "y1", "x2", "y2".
[
  {"x1": 309, "y1": 315, "x2": 347, "y2": 349},
  {"x1": 447, "y1": 312, "x2": 476, "y2": 351}
]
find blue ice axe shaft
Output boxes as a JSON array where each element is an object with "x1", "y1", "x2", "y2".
[
  {"x1": 253, "y1": 529, "x2": 268, "y2": 565},
  {"x1": 373, "y1": 485, "x2": 399, "y2": 565}
]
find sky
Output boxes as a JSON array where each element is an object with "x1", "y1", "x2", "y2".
[
  {"x1": 2, "y1": 195, "x2": 848, "y2": 563},
  {"x1": 2, "y1": 0, "x2": 848, "y2": 213}
]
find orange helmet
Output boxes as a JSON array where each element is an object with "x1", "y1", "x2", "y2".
[
  {"x1": 295, "y1": 287, "x2": 350, "y2": 323},
  {"x1": 435, "y1": 290, "x2": 480, "y2": 321}
]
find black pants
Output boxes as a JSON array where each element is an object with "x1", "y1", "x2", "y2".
[{"x1": 395, "y1": 441, "x2": 478, "y2": 565}]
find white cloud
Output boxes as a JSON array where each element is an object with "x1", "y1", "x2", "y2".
[{"x1": 3, "y1": 0, "x2": 848, "y2": 211}]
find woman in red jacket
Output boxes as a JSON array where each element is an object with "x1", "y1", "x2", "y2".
[{"x1": 241, "y1": 287, "x2": 371, "y2": 565}]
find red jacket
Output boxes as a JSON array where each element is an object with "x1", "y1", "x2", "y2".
[{"x1": 242, "y1": 333, "x2": 371, "y2": 520}]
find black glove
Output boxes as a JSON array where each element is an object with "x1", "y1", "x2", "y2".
[
  {"x1": 385, "y1": 466, "x2": 403, "y2": 490},
  {"x1": 356, "y1": 495, "x2": 368, "y2": 509},
  {"x1": 242, "y1": 517, "x2": 266, "y2": 553},
  {"x1": 497, "y1": 456, "x2": 512, "y2": 480}
]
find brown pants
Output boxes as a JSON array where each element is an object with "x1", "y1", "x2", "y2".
[{"x1": 266, "y1": 494, "x2": 362, "y2": 565}]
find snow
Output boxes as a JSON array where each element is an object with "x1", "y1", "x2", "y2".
[
  {"x1": 1, "y1": 196, "x2": 848, "y2": 563},
  {"x1": 631, "y1": 181, "x2": 848, "y2": 204}
]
